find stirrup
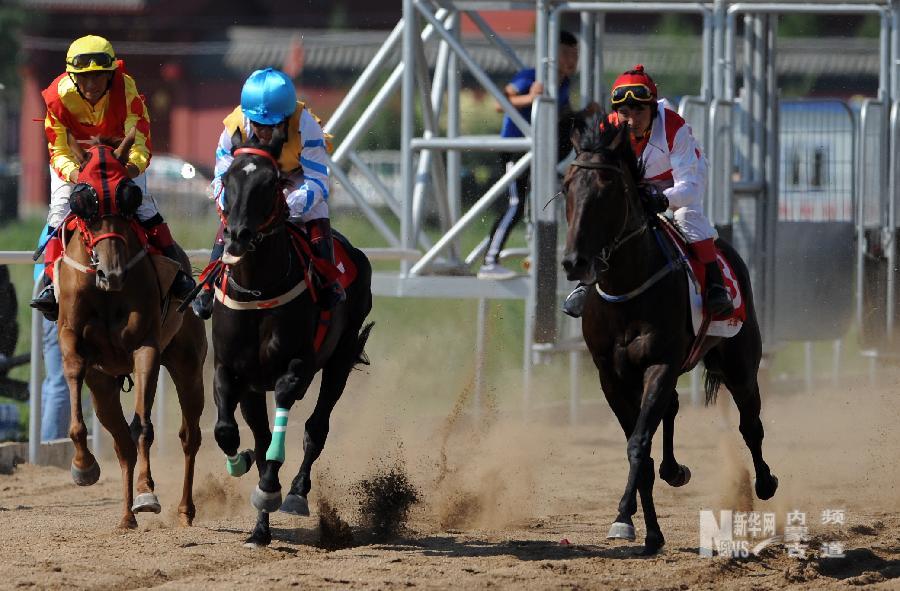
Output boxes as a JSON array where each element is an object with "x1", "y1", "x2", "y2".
[
  {"x1": 317, "y1": 282, "x2": 346, "y2": 311},
  {"x1": 705, "y1": 287, "x2": 734, "y2": 317},
  {"x1": 563, "y1": 284, "x2": 588, "y2": 318},
  {"x1": 191, "y1": 288, "x2": 214, "y2": 320},
  {"x1": 171, "y1": 270, "x2": 196, "y2": 299},
  {"x1": 30, "y1": 285, "x2": 59, "y2": 322}
]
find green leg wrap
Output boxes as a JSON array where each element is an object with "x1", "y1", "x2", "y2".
[
  {"x1": 265, "y1": 408, "x2": 289, "y2": 463},
  {"x1": 225, "y1": 453, "x2": 248, "y2": 477}
]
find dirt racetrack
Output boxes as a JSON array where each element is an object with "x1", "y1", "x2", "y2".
[{"x1": 0, "y1": 367, "x2": 898, "y2": 590}]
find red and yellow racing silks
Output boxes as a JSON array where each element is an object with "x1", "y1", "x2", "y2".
[{"x1": 41, "y1": 60, "x2": 151, "y2": 182}]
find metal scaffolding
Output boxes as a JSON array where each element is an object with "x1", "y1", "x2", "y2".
[{"x1": 321, "y1": 0, "x2": 900, "y2": 411}]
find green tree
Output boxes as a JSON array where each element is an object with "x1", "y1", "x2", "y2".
[{"x1": 0, "y1": 5, "x2": 26, "y2": 97}]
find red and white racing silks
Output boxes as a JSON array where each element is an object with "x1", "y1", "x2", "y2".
[{"x1": 615, "y1": 100, "x2": 717, "y2": 243}]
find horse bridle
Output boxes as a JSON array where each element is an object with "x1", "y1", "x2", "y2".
[
  {"x1": 569, "y1": 157, "x2": 647, "y2": 274},
  {"x1": 62, "y1": 215, "x2": 148, "y2": 276},
  {"x1": 217, "y1": 147, "x2": 288, "y2": 250}
]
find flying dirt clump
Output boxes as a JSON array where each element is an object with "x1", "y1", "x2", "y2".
[
  {"x1": 354, "y1": 462, "x2": 420, "y2": 540},
  {"x1": 317, "y1": 497, "x2": 355, "y2": 550}
]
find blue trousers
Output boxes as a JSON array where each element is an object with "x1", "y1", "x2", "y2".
[{"x1": 40, "y1": 317, "x2": 70, "y2": 441}]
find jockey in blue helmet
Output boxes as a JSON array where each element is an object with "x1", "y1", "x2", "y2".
[{"x1": 192, "y1": 67, "x2": 344, "y2": 319}]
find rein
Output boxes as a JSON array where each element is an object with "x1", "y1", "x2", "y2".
[{"x1": 595, "y1": 225, "x2": 681, "y2": 303}]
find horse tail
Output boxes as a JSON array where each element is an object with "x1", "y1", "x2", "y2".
[
  {"x1": 703, "y1": 369, "x2": 723, "y2": 406},
  {"x1": 702, "y1": 348, "x2": 724, "y2": 406},
  {"x1": 354, "y1": 321, "x2": 375, "y2": 367}
]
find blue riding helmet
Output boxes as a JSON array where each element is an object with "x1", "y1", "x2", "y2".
[{"x1": 240, "y1": 68, "x2": 297, "y2": 126}]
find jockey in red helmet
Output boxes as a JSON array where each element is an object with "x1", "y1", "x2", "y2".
[{"x1": 563, "y1": 65, "x2": 733, "y2": 318}]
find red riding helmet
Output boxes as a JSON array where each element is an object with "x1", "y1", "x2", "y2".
[{"x1": 610, "y1": 64, "x2": 658, "y2": 108}]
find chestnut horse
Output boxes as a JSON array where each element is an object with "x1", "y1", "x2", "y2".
[
  {"x1": 56, "y1": 133, "x2": 206, "y2": 529},
  {"x1": 561, "y1": 114, "x2": 778, "y2": 554}
]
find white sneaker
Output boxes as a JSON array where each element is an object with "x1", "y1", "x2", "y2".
[{"x1": 477, "y1": 263, "x2": 517, "y2": 280}]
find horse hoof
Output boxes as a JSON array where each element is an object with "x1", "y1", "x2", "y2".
[
  {"x1": 132, "y1": 492, "x2": 162, "y2": 514},
  {"x1": 251, "y1": 486, "x2": 282, "y2": 512},
  {"x1": 226, "y1": 449, "x2": 255, "y2": 478},
  {"x1": 640, "y1": 532, "x2": 665, "y2": 555},
  {"x1": 71, "y1": 461, "x2": 101, "y2": 486},
  {"x1": 244, "y1": 528, "x2": 272, "y2": 548},
  {"x1": 280, "y1": 493, "x2": 310, "y2": 517},
  {"x1": 755, "y1": 474, "x2": 778, "y2": 500},
  {"x1": 607, "y1": 522, "x2": 636, "y2": 541},
  {"x1": 674, "y1": 465, "x2": 691, "y2": 487},
  {"x1": 661, "y1": 464, "x2": 691, "y2": 488}
]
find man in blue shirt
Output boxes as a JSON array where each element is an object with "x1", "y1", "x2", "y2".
[{"x1": 478, "y1": 30, "x2": 579, "y2": 280}]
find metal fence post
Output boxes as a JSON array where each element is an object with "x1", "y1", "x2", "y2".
[{"x1": 28, "y1": 283, "x2": 43, "y2": 464}]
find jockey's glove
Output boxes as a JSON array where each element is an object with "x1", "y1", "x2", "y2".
[{"x1": 638, "y1": 183, "x2": 669, "y2": 215}]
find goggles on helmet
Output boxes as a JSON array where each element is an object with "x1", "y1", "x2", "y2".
[
  {"x1": 610, "y1": 83, "x2": 654, "y2": 105},
  {"x1": 67, "y1": 52, "x2": 115, "y2": 71}
]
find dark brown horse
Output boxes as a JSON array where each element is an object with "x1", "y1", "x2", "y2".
[
  {"x1": 561, "y1": 114, "x2": 778, "y2": 554},
  {"x1": 209, "y1": 128, "x2": 373, "y2": 547},
  {"x1": 56, "y1": 133, "x2": 206, "y2": 529}
]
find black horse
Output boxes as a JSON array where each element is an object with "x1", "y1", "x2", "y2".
[
  {"x1": 210, "y1": 127, "x2": 373, "y2": 547},
  {"x1": 561, "y1": 113, "x2": 778, "y2": 555}
]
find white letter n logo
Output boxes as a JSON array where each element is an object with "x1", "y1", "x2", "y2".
[{"x1": 699, "y1": 510, "x2": 733, "y2": 557}]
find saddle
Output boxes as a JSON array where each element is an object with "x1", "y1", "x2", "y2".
[
  {"x1": 197, "y1": 224, "x2": 359, "y2": 352},
  {"x1": 655, "y1": 215, "x2": 746, "y2": 338}
]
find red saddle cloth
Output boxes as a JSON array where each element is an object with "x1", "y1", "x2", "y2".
[
  {"x1": 658, "y1": 219, "x2": 747, "y2": 329},
  {"x1": 331, "y1": 239, "x2": 359, "y2": 290},
  {"x1": 285, "y1": 225, "x2": 359, "y2": 352}
]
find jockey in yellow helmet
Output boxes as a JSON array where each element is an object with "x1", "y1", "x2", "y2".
[{"x1": 31, "y1": 35, "x2": 195, "y2": 320}]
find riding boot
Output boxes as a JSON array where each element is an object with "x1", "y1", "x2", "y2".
[
  {"x1": 306, "y1": 218, "x2": 346, "y2": 311},
  {"x1": 192, "y1": 229, "x2": 225, "y2": 320},
  {"x1": 563, "y1": 284, "x2": 588, "y2": 318},
  {"x1": 29, "y1": 232, "x2": 62, "y2": 322},
  {"x1": 30, "y1": 274, "x2": 58, "y2": 322},
  {"x1": 689, "y1": 238, "x2": 733, "y2": 317},
  {"x1": 143, "y1": 218, "x2": 196, "y2": 299},
  {"x1": 704, "y1": 261, "x2": 734, "y2": 317}
]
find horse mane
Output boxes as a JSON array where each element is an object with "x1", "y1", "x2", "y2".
[{"x1": 572, "y1": 111, "x2": 646, "y2": 183}]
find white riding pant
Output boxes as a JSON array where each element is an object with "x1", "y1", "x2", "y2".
[
  {"x1": 673, "y1": 206, "x2": 718, "y2": 243},
  {"x1": 47, "y1": 167, "x2": 157, "y2": 228}
]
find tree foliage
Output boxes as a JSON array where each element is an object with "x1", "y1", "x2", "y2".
[{"x1": 0, "y1": 5, "x2": 26, "y2": 97}]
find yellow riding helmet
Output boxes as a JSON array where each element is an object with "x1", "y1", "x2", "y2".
[{"x1": 65, "y1": 35, "x2": 117, "y2": 74}]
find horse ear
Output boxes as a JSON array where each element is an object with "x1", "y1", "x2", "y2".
[
  {"x1": 116, "y1": 179, "x2": 143, "y2": 216},
  {"x1": 113, "y1": 128, "x2": 136, "y2": 163},
  {"x1": 230, "y1": 128, "x2": 243, "y2": 151},
  {"x1": 67, "y1": 131, "x2": 86, "y2": 165},
  {"x1": 608, "y1": 119, "x2": 629, "y2": 152},
  {"x1": 570, "y1": 111, "x2": 588, "y2": 154},
  {"x1": 269, "y1": 122, "x2": 286, "y2": 160}
]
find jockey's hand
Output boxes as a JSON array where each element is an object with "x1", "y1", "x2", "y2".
[
  {"x1": 67, "y1": 169, "x2": 79, "y2": 184},
  {"x1": 125, "y1": 163, "x2": 140, "y2": 179},
  {"x1": 639, "y1": 183, "x2": 669, "y2": 215},
  {"x1": 529, "y1": 81, "x2": 545, "y2": 98}
]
